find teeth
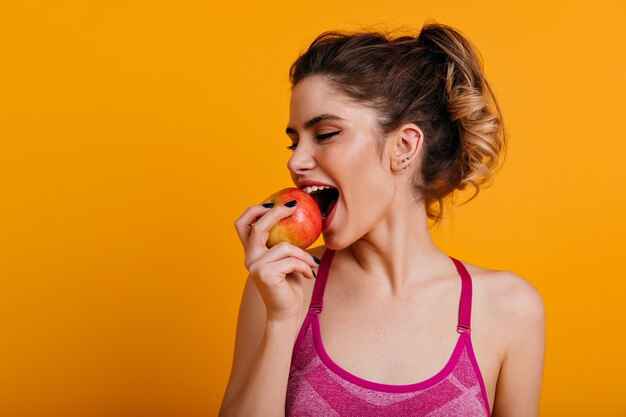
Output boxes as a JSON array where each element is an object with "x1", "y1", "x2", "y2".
[{"x1": 302, "y1": 185, "x2": 333, "y2": 194}]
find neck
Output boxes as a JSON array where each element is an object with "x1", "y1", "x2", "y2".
[{"x1": 346, "y1": 196, "x2": 447, "y2": 297}]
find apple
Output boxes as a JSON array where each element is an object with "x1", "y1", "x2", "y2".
[{"x1": 261, "y1": 187, "x2": 322, "y2": 249}]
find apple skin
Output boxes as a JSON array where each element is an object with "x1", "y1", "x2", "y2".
[{"x1": 261, "y1": 187, "x2": 322, "y2": 250}]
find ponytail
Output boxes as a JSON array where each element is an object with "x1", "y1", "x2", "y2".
[{"x1": 417, "y1": 23, "x2": 507, "y2": 207}]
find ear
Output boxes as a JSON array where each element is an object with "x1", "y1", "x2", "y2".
[{"x1": 390, "y1": 123, "x2": 423, "y2": 173}]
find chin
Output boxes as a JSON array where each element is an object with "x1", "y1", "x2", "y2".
[{"x1": 322, "y1": 232, "x2": 355, "y2": 252}]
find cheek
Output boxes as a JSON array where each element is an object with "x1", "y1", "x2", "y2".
[
  {"x1": 337, "y1": 135, "x2": 381, "y2": 177},
  {"x1": 345, "y1": 151, "x2": 395, "y2": 211},
  {"x1": 329, "y1": 134, "x2": 392, "y2": 209}
]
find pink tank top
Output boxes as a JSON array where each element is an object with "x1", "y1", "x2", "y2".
[{"x1": 286, "y1": 248, "x2": 492, "y2": 416}]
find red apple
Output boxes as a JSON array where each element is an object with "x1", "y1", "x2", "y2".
[{"x1": 261, "y1": 187, "x2": 322, "y2": 249}]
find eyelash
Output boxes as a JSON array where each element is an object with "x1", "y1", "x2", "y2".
[{"x1": 286, "y1": 131, "x2": 341, "y2": 151}]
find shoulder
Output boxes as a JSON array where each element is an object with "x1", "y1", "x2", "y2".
[
  {"x1": 463, "y1": 265, "x2": 547, "y2": 414},
  {"x1": 464, "y1": 262, "x2": 544, "y2": 316},
  {"x1": 464, "y1": 262, "x2": 545, "y2": 345},
  {"x1": 494, "y1": 270, "x2": 544, "y2": 325}
]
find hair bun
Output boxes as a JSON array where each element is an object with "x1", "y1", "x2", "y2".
[{"x1": 289, "y1": 21, "x2": 507, "y2": 225}]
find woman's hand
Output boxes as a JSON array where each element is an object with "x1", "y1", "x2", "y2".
[{"x1": 234, "y1": 202, "x2": 319, "y2": 323}]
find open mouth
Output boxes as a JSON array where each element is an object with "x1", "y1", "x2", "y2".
[{"x1": 309, "y1": 187, "x2": 339, "y2": 219}]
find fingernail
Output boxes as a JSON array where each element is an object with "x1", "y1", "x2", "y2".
[
  {"x1": 312, "y1": 256, "x2": 321, "y2": 265},
  {"x1": 284, "y1": 200, "x2": 297, "y2": 207},
  {"x1": 312, "y1": 268, "x2": 317, "y2": 278},
  {"x1": 262, "y1": 203, "x2": 274, "y2": 208}
]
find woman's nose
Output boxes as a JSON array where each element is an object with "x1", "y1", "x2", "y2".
[{"x1": 287, "y1": 142, "x2": 316, "y2": 174}]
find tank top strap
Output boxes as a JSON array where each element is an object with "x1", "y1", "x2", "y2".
[
  {"x1": 449, "y1": 256, "x2": 473, "y2": 334},
  {"x1": 308, "y1": 248, "x2": 336, "y2": 315}
]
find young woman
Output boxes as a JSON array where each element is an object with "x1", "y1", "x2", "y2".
[{"x1": 220, "y1": 21, "x2": 545, "y2": 417}]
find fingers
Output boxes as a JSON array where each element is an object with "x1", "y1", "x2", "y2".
[
  {"x1": 233, "y1": 204, "x2": 275, "y2": 248},
  {"x1": 235, "y1": 202, "x2": 306, "y2": 272},
  {"x1": 264, "y1": 241, "x2": 319, "y2": 270},
  {"x1": 251, "y1": 251, "x2": 317, "y2": 282},
  {"x1": 247, "y1": 240, "x2": 318, "y2": 277},
  {"x1": 279, "y1": 257, "x2": 316, "y2": 280},
  {"x1": 248, "y1": 203, "x2": 297, "y2": 247}
]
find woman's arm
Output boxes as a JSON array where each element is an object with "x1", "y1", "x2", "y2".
[
  {"x1": 492, "y1": 272, "x2": 546, "y2": 417},
  {"x1": 222, "y1": 205, "x2": 319, "y2": 416},
  {"x1": 218, "y1": 274, "x2": 302, "y2": 417}
]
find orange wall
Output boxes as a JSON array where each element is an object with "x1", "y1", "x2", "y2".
[{"x1": 1, "y1": 1, "x2": 625, "y2": 416}]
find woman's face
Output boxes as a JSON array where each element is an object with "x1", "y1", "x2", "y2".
[{"x1": 286, "y1": 75, "x2": 398, "y2": 249}]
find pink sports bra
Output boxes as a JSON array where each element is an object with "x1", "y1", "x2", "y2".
[{"x1": 285, "y1": 248, "x2": 491, "y2": 416}]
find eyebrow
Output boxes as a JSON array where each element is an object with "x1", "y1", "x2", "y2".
[{"x1": 285, "y1": 114, "x2": 346, "y2": 135}]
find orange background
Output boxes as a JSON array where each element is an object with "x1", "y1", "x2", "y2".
[{"x1": 1, "y1": 1, "x2": 625, "y2": 416}]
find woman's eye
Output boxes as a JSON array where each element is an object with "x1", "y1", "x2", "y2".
[
  {"x1": 316, "y1": 131, "x2": 341, "y2": 140},
  {"x1": 286, "y1": 131, "x2": 341, "y2": 151}
]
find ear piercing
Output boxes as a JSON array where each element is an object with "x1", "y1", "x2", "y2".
[{"x1": 399, "y1": 131, "x2": 420, "y2": 170}]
